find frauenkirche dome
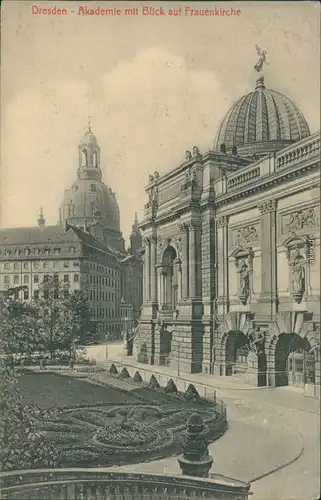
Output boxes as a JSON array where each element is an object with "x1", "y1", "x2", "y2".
[
  {"x1": 214, "y1": 76, "x2": 311, "y2": 158},
  {"x1": 59, "y1": 121, "x2": 124, "y2": 252}
]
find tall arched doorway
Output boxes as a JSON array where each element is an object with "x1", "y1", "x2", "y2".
[
  {"x1": 225, "y1": 331, "x2": 250, "y2": 376},
  {"x1": 275, "y1": 333, "x2": 315, "y2": 387},
  {"x1": 160, "y1": 246, "x2": 178, "y2": 312}
]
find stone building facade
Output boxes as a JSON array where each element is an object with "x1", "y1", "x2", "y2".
[
  {"x1": 0, "y1": 124, "x2": 143, "y2": 341},
  {"x1": 138, "y1": 76, "x2": 320, "y2": 393}
]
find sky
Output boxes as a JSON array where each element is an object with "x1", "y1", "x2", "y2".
[{"x1": 1, "y1": 0, "x2": 320, "y2": 242}]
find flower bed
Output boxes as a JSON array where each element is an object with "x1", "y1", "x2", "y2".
[{"x1": 96, "y1": 421, "x2": 160, "y2": 447}]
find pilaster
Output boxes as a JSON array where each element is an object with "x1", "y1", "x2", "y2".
[
  {"x1": 257, "y1": 199, "x2": 278, "y2": 317},
  {"x1": 216, "y1": 215, "x2": 229, "y2": 317}
]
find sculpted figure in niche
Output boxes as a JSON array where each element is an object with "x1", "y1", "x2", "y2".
[
  {"x1": 291, "y1": 250, "x2": 305, "y2": 294},
  {"x1": 239, "y1": 259, "x2": 250, "y2": 296}
]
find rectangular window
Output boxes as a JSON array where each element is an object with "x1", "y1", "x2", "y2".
[
  {"x1": 33, "y1": 262, "x2": 39, "y2": 269},
  {"x1": 73, "y1": 261, "x2": 79, "y2": 267},
  {"x1": 23, "y1": 262, "x2": 28, "y2": 269},
  {"x1": 14, "y1": 263, "x2": 19, "y2": 270},
  {"x1": 43, "y1": 262, "x2": 48, "y2": 268},
  {"x1": 14, "y1": 275, "x2": 19, "y2": 284},
  {"x1": 64, "y1": 275, "x2": 69, "y2": 283},
  {"x1": 24, "y1": 290, "x2": 29, "y2": 300},
  {"x1": 53, "y1": 262, "x2": 59, "y2": 268},
  {"x1": 63, "y1": 290, "x2": 69, "y2": 298},
  {"x1": 63, "y1": 262, "x2": 69, "y2": 268},
  {"x1": 33, "y1": 275, "x2": 39, "y2": 283},
  {"x1": 4, "y1": 263, "x2": 10, "y2": 270},
  {"x1": 34, "y1": 290, "x2": 39, "y2": 299},
  {"x1": 23, "y1": 275, "x2": 29, "y2": 284},
  {"x1": 74, "y1": 274, "x2": 79, "y2": 283},
  {"x1": 43, "y1": 275, "x2": 49, "y2": 282},
  {"x1": 4, "y1": 275, "x2": 9, "y2": 284}
]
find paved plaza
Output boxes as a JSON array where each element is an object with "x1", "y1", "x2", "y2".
[{"x1": 84, "y1": 342, "x2": 320, "y2": 500}]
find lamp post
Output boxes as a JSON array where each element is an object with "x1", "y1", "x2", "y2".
[
  {"x1": 105, "y1": 334, "x2": 109, "y2": 359},
  {"x1": 177, "y1": 337, "x2": 181, "y2": 377}
]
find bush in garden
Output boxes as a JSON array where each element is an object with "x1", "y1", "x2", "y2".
[
  {"x1": 109, "y1": 364, "x2": 118, "y2": 375},
  {"x1": 184, "y1": 383, "x2": 201, "y2": 401},
  {"x1": 148, "y1": 374, "x2": 160, "y2": 388},
  {"x1": 0, "y1": 361, "x2": 59, "y2": 472},
  {"x1": 118, "y1": 367, "x2": 130, "y2": 379},
  {"x1": 165, "y1": 378, "x2": 178, "y2": 394},
  {"x1": 133, "y1": 371, "x2": 143, "y2": 383}
]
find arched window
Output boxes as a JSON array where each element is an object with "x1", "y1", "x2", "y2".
[
  {"x1": 93, "y1": 150, "x2": 98, "y2": 167},
  {"x1": 90, "y1": 184, "x2": 96, "y2": 192},
  {"x1": 82, "y1": 149, "x2": 88, "y2": 167}
]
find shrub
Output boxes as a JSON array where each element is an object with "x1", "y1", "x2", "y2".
[
  {"x1": 148, "y1": 375, "x2": 160, "y2": 388},
  {"x1": 118, "y1": 367, "x2": 130, "y2": 379},
  {"x1": 109, "y1": 364, "x2": 118, "y2": 375},
  {"x1": 184, "y1": 384, "x2": 200, "y2": 401},
  {"x1": 133, "y1": 371, "x2": 143, "y2": 383},
  {"x1": 165, "y1": 379, "x2": 178, "y2": 394}
]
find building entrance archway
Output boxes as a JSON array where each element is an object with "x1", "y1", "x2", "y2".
[
  {"x1": 225, "y1": 330, "x2": 250, "y2": 376},
  {"x1": 275, "y1": 333, "x2": 314, "y2": 387}
]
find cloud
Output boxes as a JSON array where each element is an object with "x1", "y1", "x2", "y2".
[{"x1": 1, "y1": 47, "x2": 227, "y2": 241}]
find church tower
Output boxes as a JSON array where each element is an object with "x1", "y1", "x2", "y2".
[
  {"x1": 130, "y1": 213, "x2": 142, "y2": 255},
  {"x1": 59, "y1": 119, "x2": 125, "y2": 253}
]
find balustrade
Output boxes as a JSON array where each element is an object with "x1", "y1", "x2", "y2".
[{"x1": 0, "y1": 469, "x2": 251, "y2": 500}]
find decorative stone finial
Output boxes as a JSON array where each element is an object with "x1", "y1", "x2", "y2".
[
  {"x1": 178, "y1": 413, "x2": 213, "y2": 478},
  {"x1": 88, "y1": 116, "x2": 92, "y2": 133},
  {"x1": 185, "y1": 150, "x2": 192, "y2": 160},
  {"x1": 37, "y1": 206, "x2": 45, "y2": 227}
]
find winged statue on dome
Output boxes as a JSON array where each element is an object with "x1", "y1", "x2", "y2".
[{"x1": 254, "y1": 45, "x2": 270, "y2": 72}]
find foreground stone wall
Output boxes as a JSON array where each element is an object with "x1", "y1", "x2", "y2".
[{"x1": 0, "y1": 469, "x2": 251, "y2": 500}]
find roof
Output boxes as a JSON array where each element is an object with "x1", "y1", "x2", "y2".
[
  {"x1": 0, "y1": 224, "x2": 125, "y2": 260},
  {"x1": 0, "y1": 225, "x2": 78, "y2": 246}
]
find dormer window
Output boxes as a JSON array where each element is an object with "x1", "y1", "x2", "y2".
[
  {"x1": 44, "y1": 247, "x2": 50, "y2": 256},
  {"x1": 54, "y1": 247, "x2": 60, "y2": 255},
  {"x1": 5, "y1": 249, "x2": 11, "y2": 256},
  {"x1": 15, "y1": 248, "x2": 20, "y2": 256},
  {"x1": 24, "y1": 248, "x2": 30, "y2": 256},
  {"x1": 90, "y1": 184, "x2": 96, "y2": 192}
]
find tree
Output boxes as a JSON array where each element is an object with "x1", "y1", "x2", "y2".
[
  {"x1": 0, "y1": 361, "x2": 59, "y2": 471},
  {"x1": 33, "y1": 277, "x2": 94, "y2": 358},
  {"x1": 0, "y1": 293, "x2": 42, "y2": 363}
]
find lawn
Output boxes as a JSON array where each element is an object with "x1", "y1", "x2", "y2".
[
  {"x1": 15, "y1": 371, "x2": 227, "y2": 469},
  {"x1": 18, "y1": 372, "x2": 138, "y2": 408}
]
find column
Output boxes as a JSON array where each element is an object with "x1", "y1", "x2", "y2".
[
  {"x1": 150, "y1": 235, "x2": 157, "y2": 303},
  {"x1": 179, "y1": 223, "x2": 189, "y2": 299},
  {"x1": 188, "y1": 222, "x2": 198, "y2": 299},
  {"x1": 216, "y1": 215, "x2": 229, "y2": 316},
  {"x1": 143, "y1": 237, "x2": 150, "y2": 303},
  {"x1": 258, "y1": 200, "x2": 277, "y2": 316}
]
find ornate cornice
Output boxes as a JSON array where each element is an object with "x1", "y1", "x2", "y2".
[
  {"x1": 215, "y1": 161, "x2": 319, "y2": 207},
  {"x1": 258, "y1": 199, "x2": 277, "y2": 214}
]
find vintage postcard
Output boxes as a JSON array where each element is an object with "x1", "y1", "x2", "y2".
[{"x1": 0, "y1": 1, "x2": 320, "y2": 499}]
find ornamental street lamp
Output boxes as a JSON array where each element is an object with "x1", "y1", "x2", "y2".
[{"x1": 105, "y1": 334, "x2": 109, "y2": 359}]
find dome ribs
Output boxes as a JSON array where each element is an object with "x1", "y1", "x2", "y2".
[{"x1": 213, "y1": 78, "x2": 310, "y2": 158}]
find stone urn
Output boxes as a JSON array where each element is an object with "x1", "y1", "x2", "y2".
[{"x1": 178, "y1": 413, "x2": 213, "y2": 478}]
